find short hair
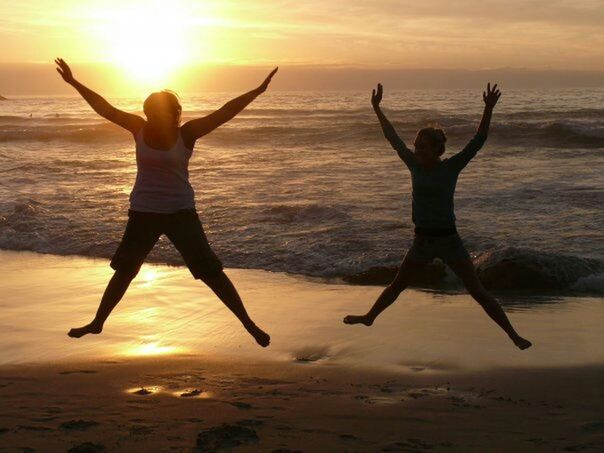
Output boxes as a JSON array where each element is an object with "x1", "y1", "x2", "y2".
[
  {"x1": 143, "y1": 90, "x2": 182, "y2": 125},
  {"x1": 416, "y1": 126, "x2": 447, "y2": 156}
]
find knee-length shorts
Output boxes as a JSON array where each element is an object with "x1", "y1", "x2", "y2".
[
  {"x1": 110, "y1": 209, "x2": 223, "y2": 279},
  {"x1": 404, "y1": 233, "x2": 471, "y2": 264}
]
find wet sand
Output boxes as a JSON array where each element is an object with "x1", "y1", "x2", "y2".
[
  {"x1": 1, "y1": 357, "x2": 603, "y2": 451},
  {"x1": 1, "y1": 250, "x2": 603, "y2": 451}
]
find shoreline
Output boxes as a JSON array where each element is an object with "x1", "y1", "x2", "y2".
[
  {"x1": 1, "y1": 356, "x2": 603, "y2": 451},
  {"x1": 0, "y1": 248, "x2": 602, "y2": 297},
  {"x1": 1, "y1": 249, "x2": 604, "y2": 370},
  {"x1": 1, "y1": 246, "x2": 604, "y2": 450}
]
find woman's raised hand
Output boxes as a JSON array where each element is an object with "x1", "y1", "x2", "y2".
[
  {"x1": 483, "y1": 82, "x2": 501, "y2": 109},
  {"x1": 257, "y1": 67, "x2": 279, "y2": 93},
  {"x1": 371, "y1": 83, "x2": 383, "y2": 109},
  {"x1": 55, "y1": 58, "x2": 75, "y2": 85}
]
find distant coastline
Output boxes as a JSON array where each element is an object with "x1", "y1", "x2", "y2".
[{"x1": 1, "y1": 63, "x2": 604, "y2": 95}]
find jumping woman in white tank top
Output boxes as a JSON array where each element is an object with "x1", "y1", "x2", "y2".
[
  {"x1": 55, "y1": 58, "x2": 277, "y2": 347},
  {"x1": 130, "y1": 125, "x2": 196, "y2": 214}
]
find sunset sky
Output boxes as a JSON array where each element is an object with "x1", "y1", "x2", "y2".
[{"x1": 1, "y1": 0, "x2": 604, "y2": 93}]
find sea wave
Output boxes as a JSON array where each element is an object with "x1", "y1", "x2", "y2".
[
  {"x1": 0, "y1": 200, "x2": 602, "y2": 295},
  {"x1": 5, "y1": 106, "x2": 604, "y2": 121},
  {"x1": 2, "y1": 116, "x2": 604, "y2": 148},
  {"x1": 1, "y1": 90, "x2": 603, "y2": 297},
  {"x1": 260, "y1": 204, "x2": 349, "y2": 223},
  {"x1": 0, "y1": 123, "x2": 129, "y2": 143},
  {"x1": 342, "y1": 247, "x2": 604, "y2": 294}
]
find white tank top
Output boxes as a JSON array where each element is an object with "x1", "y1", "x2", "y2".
[{"x1": 129, "y1": 126, "x2": 196, "y2": 213}]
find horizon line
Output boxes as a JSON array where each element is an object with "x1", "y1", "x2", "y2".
[{"x1": 2, "y1": 62, "x2": 604, "y2": 74}]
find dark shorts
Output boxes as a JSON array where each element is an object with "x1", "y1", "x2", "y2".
[
  {"x1": 404, "y1": 233, "x2": 471, "y2": 264},
  {"x1": 110, "y1": 209, "x2": 223, "y2": 279}
]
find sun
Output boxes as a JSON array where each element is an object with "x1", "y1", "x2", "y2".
[{"x1": 102, "y1": 1, "x2": 192, "y2": 86}]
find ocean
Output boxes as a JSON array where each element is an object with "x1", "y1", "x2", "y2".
[{"x1": 1, "y1": 89, "x2": 603, "y2": 294}]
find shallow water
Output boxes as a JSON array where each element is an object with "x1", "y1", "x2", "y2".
[
  {"x1": 0, "y1": 89, "x2": 603, "y2": 293},
  {"x1": 1, "y1": 251, "x2": 603, "y2": 370}
]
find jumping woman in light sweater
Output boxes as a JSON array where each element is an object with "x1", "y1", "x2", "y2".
[{"x1": 344, "y1": 83, "x2": 532, "y2": 350}]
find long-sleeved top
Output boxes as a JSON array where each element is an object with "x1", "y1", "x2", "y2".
[{"x1": 396, "y1": 133, "x2": 487, "y2": 229}]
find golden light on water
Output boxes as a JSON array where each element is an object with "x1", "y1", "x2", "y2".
[
  {"x1": 126, "y1": 385, "x2": 163, "y2": 395},
  {"x1": 139, "y1": 268, "x2": 160, "y2": 287},
  {"x1": 171, "y1": 389, "x2": 214, "y2": 399},
  {"x1": 122, "y1": 340, "x2": 184, "y2": 357},
  {"x1": 125, "y1": 386, "x2": 214, "y2": 398}
]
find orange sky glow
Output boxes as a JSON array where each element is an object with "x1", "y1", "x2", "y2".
[{"x1": 1, "y1": 0, "x2": 604, "y2": 93}]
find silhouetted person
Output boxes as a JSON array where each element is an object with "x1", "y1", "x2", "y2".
[
  {"x1": 344, "y1": 83, "x2": 531, "y2": 350},
  {"x1": 55, "y1": 58, "x2": 277, "y2": 347}
]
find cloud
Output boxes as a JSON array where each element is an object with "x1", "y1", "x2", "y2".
[{"x1": 0, "y1": 0, "x2": 603, "y2": 69}]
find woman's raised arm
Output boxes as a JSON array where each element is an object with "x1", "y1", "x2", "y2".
[
  {"x1": 55, "y1": 58, "x2": 144, "y2": 135},
  {"x1": 448, "y1": 83, "x2": 501, "y2": 171},
  {"x1": 181, "y1": 67, "x2": 278, "y2": 142},
  {"x1": 372, "y1": 83, "x2": 416, "y2": 169}
]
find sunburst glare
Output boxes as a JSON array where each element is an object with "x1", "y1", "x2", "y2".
[
  {"x1": 139, "y1": 268, "x2": 160, "y2": 287},
  {"x1": 100, "y1": 1, "x2": 193, "y2": 87},
  {"x1": 122, "y1": 340, "x2": 184, "y2": 357}
]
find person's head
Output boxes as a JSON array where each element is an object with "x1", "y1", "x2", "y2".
[
  {"x1": 413, "y1": 126, "x2": 447, "y2": 164},
  {"x1": 143, "y1": 90, "x2": 182, "y2": 127}
]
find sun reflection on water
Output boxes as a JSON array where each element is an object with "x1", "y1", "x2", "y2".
[
  {"x1": 172, "y1": 389, "x2": 214, "y2": 399},
  {"x1": 126, "y1": 385, "x2": 163, "y2": 395},
  {"x1": 121, "y1": 340, "x2": 185, "y2": 357},
  {"x1": 139, "y1": 268, "x2": 161, "y2": 287}
]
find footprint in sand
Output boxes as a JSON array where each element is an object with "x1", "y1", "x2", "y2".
[
  {"x1": 195, "y1": 424, "x2": 259, "y2": 451},
  {"x1": 183, "y1": 417, "x2": 205, "y2": 423},
  {"x1": 67, "y1": 441, "x2": 106, "y2": 453},
  {"x1": 363, "y1": 396, "x2": 401, "y2": 405},
  {"x1": 180, "y1": 389, "x2": 203, "y2": 398},
  {"x1": 241, "y1": 377, "x2": 292, "y2": 386},
  {"x1": 292, "y1": 346, "x2": 330, "y2": 363},
  {"x1": 340, "y1": 434, "x2": 358, "y2": 440},
  {"x1": 129, "y1": 425, "x2": 155, "y2": 435},
  {"x1": 59, "y1": 370, "x2": 98, "y2": 375},
  {"x1": 229, "y1": 401, "x2": 253, "y2": 410},
  {"x1": 133, "y1": 388, "x2": 153, "y2": 395},
  {"x1": 381, "y1": 438, "x2": 443, "y2": 451},
  {"x1": 32, "y1": 416, "x2": 59, "y2": 422},
  {"x1": 43, "y1": 406, "x2": 63, "y2": 414},
  {"x1": 129, "y1": 386, "x2": 161, "y2": 396},
  {"x1": 60, "y1": 419, "x2": 99, "y2": 431},
  {"x1": 236, "y1": 419, "x2": 264, "y2": 428},
  {"x1": 17, "y1": 425, "x2": 53, "y2": 432}
]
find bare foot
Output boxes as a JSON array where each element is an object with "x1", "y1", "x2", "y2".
[
  {"x1": 68, "y1": 322, "x2": 102, "y2": 339},
  {"x1": 343, "y1": 315, "x2": 373, "y2": 326},
  {"x1": 513, "y1": 336, "x2": 532, "y2": 350},
  {"x1": 246, "y1": 323, "x2": 270, "y2": 347}
]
